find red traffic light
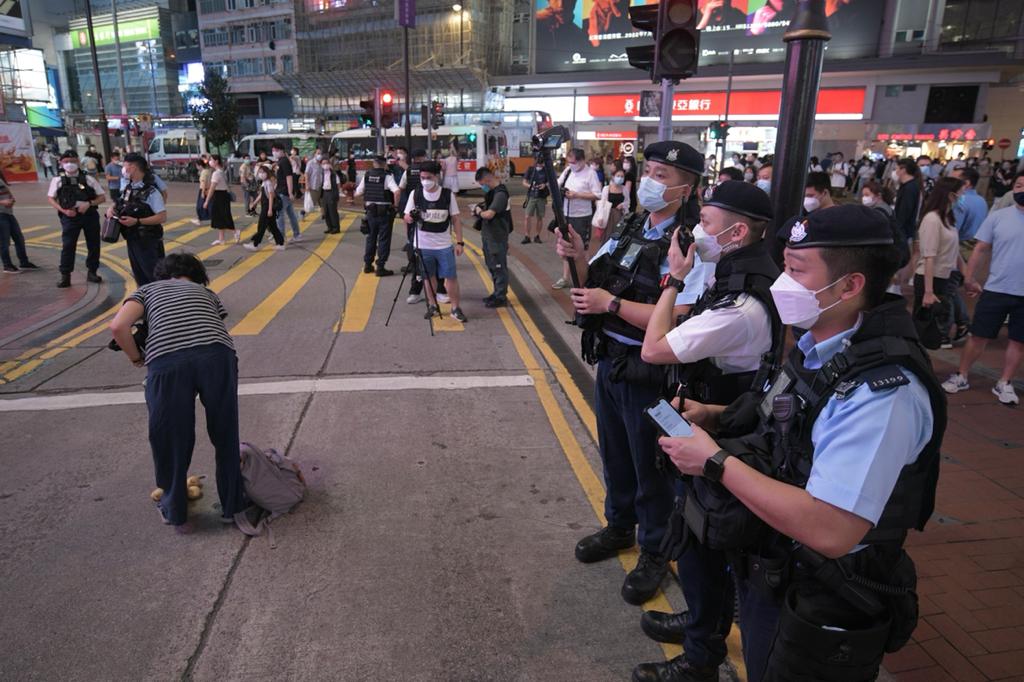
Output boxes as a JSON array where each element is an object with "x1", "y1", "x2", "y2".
[{"x1": 381, "y1": 92, "x2": 394, "y2": 105}]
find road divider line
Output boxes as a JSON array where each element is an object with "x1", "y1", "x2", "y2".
[
  {"x1": 0, "y1": 373, "x2": 535, "y2": 412},
  {"x1": 337, "y1": 271, "x2": 379, "y2": 332},
  {"x1": 461, "y1": 244, "x2": 684, "y2": 662}
]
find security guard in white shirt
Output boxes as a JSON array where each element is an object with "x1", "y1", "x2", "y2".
[{"x1": 633, "y1": 180, "x2": 782, "y2": 682}]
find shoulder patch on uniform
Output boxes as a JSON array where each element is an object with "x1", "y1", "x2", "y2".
[{"x1": 861, "y1": 365, "x2": 910, "y2": 392}]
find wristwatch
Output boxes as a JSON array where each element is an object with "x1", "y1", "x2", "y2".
[
  {"x1": 660, "y1": 274, "x2": 686, "y2": 291},
  {"x1": 607, "y1": 296, "x2": 622, "y2": 315},
  {"x1": 456, "y1": 241, "x2": 465, "y2": 246},
  {"x1": 702, "y1": 449, "x2": 733, "y2": 483}
]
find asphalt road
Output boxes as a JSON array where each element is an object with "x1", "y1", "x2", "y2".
[{"x1": 0, "y1": 180, "x2": 738, "y2": 681}]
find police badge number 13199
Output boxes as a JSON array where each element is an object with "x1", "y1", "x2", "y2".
[{"x1": 645, "y1": 399, "x2": 694, "y2": 438}]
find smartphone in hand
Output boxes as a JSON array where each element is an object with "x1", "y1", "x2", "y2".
[{"x1": 645, "y1": 399, "x2": 694, "y2": 438}]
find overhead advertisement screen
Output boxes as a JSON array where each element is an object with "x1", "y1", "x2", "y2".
[{"x1": 534, "y1": 0, "x2": 884, "y2": 74}]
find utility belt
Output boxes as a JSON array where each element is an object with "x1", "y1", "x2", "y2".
[
  {"x1": 734, "y1": 543, "x2": 919, "y2": 680},
  {"x1": 592, "y1": 333, "x2": 666, "y2": 388},
  {"x1": 124, "y1": 223, "x2": 164, "y2": 240},
  {"x1": 365, "y1": 203, "x2": 395, "y2": 218},
  {"x1": 59, "y1": 205, "x2": 98, "y2": 220}
]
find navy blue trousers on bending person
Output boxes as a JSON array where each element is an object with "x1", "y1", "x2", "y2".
[
  {"x1": 0, "y1": 213, "x2": 30, "y2": 267},
  {"x1": 594, "y1": 356, "x2": 674, "y2": 552},
  {"x1": 59, "y1": 210, "x2": 101, "y2": 274},
  {"x1": 145, "y1": 343, "x2": 246, "y2": 526},
  {"x1": 363, "y1": 210, "x2": 394, "y2": 266},
  {"x1": 124, "y1": 231, "x2": 165, "y2": 286},
  {"x1": 674, "y1": 480, "x2": 736, "y2": 668}
]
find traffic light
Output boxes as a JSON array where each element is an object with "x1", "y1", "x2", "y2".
[
  {"x1": 359, "y1": 98, "x2": 375, "y2": 128},
  {"x1": 708, "y1": 121, "x2": 730, "y2": 140},
  {"x1": 380, "y1": 90, "x2": 395, "y2": 128},
  {"x1": 430, "y1": 100, "x2": 445, "y2": 129},
  {"x1": 983, "y1": 138, "x2": 995, "y2": 151},
  {"x1": 467, "y1": 131, "x2": 477, "y2": 144},
  {"x1": 625, "y1": 0, "x2": 700, "y2": 83}
]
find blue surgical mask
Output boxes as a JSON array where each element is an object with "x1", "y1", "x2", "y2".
[
  {"x1": 755, "y1": 179, "x2": 771, "y2": 193},
  {"x1": 637, "y1": 176, "x2": 688, "y2": 212},
  {"x1": 480, "y1": 184, "x2": 491, "y2": 192},
  {"x1": 613, "y1": 176, "x2": 625, "y2": 186}
]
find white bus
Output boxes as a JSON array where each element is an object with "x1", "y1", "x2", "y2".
[
  {"x1": 230, "y1": 133, "x2": 333, "y2": 172},
  {"x1": 329, "y1": 123, "x2": 507, "y2": 191},
  {"x1": 147, "y1": 129, "x2": 211, "y2": 180}
]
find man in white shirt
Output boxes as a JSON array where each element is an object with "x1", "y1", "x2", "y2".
[
  {"x1": 403, "y1": 161, "x2": 467, "y2": 323},
  {"x1": 552, "y1": 148, "x2": 603, "y2": 289}
]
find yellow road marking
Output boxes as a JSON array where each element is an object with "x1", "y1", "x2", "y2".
[
  {"x1": 337, "y1": 271, "x2": 379, "y2": 332},
  {"x1": 16, "y1": 224, "x2": 48, "y2": 236},
  {"x1": 230, "y1": 212, "x2": 340, "y2": 335}
]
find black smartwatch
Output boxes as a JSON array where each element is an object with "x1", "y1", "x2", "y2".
[
  {"x1": 660, "y1": 273, "x2": 686, "y2": 291},
  {"x1": 702, "y1": 449, "x2": 733, "y2": 483},
  {"x1": 607, "y1": 296, "x2": 622, "y2": 315}
]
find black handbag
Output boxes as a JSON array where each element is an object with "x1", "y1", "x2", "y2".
[
  {"x1": 101, "y1": 215, "x2": 121, "y2": 243},
  {"x1": 913, "y1": 305, "x2": 941, "y2": 350}
]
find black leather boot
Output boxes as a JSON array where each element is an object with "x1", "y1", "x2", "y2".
[
  {"x1": 574, "y1": 526, "x2": 635, "y2": 563},
  {"x1": 632, "y1": 655, "x2": 718, "y2": 682},
  {"x1": 640, "y1": 610, "x2": 689, "y2": 644},
  {"x1": 621, "y1": 549, "x2": 668, "y2": 605}
]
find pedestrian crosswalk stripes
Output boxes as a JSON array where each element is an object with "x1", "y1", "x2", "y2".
[{"x1": 337, "y1": 270, "x2": 379, "y2": 333}]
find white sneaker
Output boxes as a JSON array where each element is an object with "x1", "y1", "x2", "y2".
[
  {"x1": 406, "y1": 293, "x2": 425, "y2": 304},
  {"x1": 274, "y1": 244, "x2": 286, "y2": 251},
  {"x1": 993, "y1": 381, "x2": 1019, "y2": 406},
  {"x1": 234, "y1": 232, "x2": 241, "y2": 244},
  {"x1": 436, "y1": 292, "x2": 451, "y2": 304},
  {"x1": 243, "y1": 243, "x2": 259, "y2": 252},
  {"x1": 190, "y1": 219, "x2": 201, "y2": 225},
  {"x1": 551, "y1": 277, "x2": 569, "y2": 290},
  {"x1": 941, "y1": 373, "x2": 969, "y2": 394},
  {"x1": 211, "y1": 239, "x2": 223, "y2": 246}
]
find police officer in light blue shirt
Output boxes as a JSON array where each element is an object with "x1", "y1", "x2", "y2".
[
  {"x1": 657, "y1": 204, "x2": 945, "y2": 682},
  {"x1": 110, "y1": 153, "x2": 167, "y2": 285},
  {"x1": 556, "y1": 141, "x2": 709, "y2": 607}
]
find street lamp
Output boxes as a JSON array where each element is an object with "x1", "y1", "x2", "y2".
[{"x1": 452, "y1": 4, "x2": 464, "y2": 62}]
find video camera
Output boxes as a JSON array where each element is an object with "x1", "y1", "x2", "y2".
[
  {"x1": 530, "y1": 125, "x2": 581, "y2": 288},
  {"x1": 531, "y1": 125, "x2": 570, "y2": 154}
]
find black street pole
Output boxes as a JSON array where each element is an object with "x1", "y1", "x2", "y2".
[
  {"x1": 83, "y1": 0, "x2": 112, "y2": 163},
  {"x1": 769, "y1": 0, "x2": 830, "y2": 256},
  {"x1": 404, "y1": 26, "x2": 412, "y2": 151}
]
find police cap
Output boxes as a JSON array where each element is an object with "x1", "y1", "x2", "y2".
[
  {"x1": 704, "y1": 180, "x2": 773, "y2": 223},
  {"x1": 643, "y1": 141, "x2": 704, "y2": 177},
  {"x1": 123, "y1": 152, "x2": 147, "y2": 168},
  {"x1": 60, "y1": 149, "x2": 79, "y2": 160},
  {"x1": 783, "y1": 204, "x2": 895, "y2": 250},
  {"x1": 418, "y1": 161, "x2": 441, "y2": 175},
  {"x1": 374, "y1": 155, "x2": 387, "y2": 164},
  {"x1": 411, "y1": 148, "x2": 427, "y2": 159}
]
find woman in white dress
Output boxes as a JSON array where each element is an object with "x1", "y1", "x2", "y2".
[{"x1": 441, "y1": 141, "x2": 461, "y2": 192}]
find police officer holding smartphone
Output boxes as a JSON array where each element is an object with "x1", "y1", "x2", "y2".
[
  {"x1": 556, "y1": 141, "x2": 707, "y2": 605},
  {"x1": 658, "y1": 205, "x2": 945, "y2": 682},
  {"x1": 632, "y1": 181, "x2": 782, "y2": 682}
]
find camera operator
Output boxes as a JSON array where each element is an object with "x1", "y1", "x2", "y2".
[
  {"x1": 403, "y1": 161, "x2": 467, "y2": 323},
  {"x1": 107, "y1": 153, "x2": 166, "y2": 286},
  {"x1": 632, "y1": 181, "x2": 782, "y2": 682},
  {"x1": 658, "y1": 205, "x2": 944, "y2": 681},
  {"x1": 47, "y1": 150, "x2": 106, "y2": 288},
  {"x1": 555, "y1": 141, "x2": 707, "y2": 605},
  {"x1": 108, "y1": 253, "x2": 247, "y2": 534},
  {"x1": 473, "y1": 167, "x2": 512, "y2": 308},
  {"x1": 355, "y1": 155, "x2": 400, "y2": 276}
]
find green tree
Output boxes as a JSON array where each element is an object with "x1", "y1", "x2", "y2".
[{"x1": 190, "y1": 70, "x2": 239, "y2": 156}]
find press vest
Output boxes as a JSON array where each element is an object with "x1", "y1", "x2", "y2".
[
  {"x1": 414, "y1": 187, "x2": 453, "y2": 234},
  {"x1": 584, "y1": 211, "x2": 673, "y2": 344},
  {"x1": 56, "y1": 173, "x2": 97, "y2": 211},
  {"x1": 674, "y1": 243, "x2": 783, "y2": 405},
  {"x1": 363, "y1": 168, "x2": 392, "y2": 205}
]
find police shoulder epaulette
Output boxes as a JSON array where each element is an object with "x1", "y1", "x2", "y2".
[
  {"x1": 708, "y1": 293, "x2": 741, "y2": 310},
  {"x1": 860, "y1": 364, "x2": 910, "y2": 393}
]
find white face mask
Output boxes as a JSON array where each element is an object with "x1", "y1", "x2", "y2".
[
  {"x1": 613, "y1": 176, "x2": 625, "y2": 186},
  {"x1": 257, "y1": 171, "x2": 268, "y2": 180},
  {"x1": 692, "y1": 222, "x2": 739, "y2": 263},
  {"x1": 890, "y1": 170, "x2": 900, "y2": 182},
  {"x1": 314, "y1": 153, "x2": 322, "y2": 160},
  {"x1": 421, "y1": 178, "x2": 438, "y2": 191},
  {"x1": 861, "y1": 195, "x2": 876, "y2": 207},
  {"x1": 121, "y1": 166, "x2": 130, "y2": 178},
  {"x1": 803, "y1": 196, "x2": 821, "y2": 213},
  {"x1": 743, "y1": 172, "x2": 754, "y2": 181},
  {"x1": 770, "y1": 271, "x2": 846, "y2": 329},
  {"x1": 321, "y1": 163, "x2": 331, "y2": 172},
  {"x1": 569, "y1": 161, "x2": 583, "y2": 172},
  {"x1": 62, "y1": 162, "x2": 78, "y2": 174},
  {"x1": 637, "y1": 175, "x2": 687, "y2": 212}
]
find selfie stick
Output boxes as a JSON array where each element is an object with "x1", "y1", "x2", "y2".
[{"x1": 534, "y1": 125, "x2": 581, "y2": 289}]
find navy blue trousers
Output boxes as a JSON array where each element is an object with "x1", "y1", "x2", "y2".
[
  {"x1": 145, "y1": 343, "x2": 246, "y2": 525},
  {"x1": 735, "y1": 576, "x2": 783, "y2": 682},
  {"x1": 124, "y1": 232, "x2": 164, "y2": 286},
  {"x1": 59, "y1": 210, "x2": 101, "y2": 274},
  {"x1": 594, "y1": 357, "x2": 674, "y2": 552}
]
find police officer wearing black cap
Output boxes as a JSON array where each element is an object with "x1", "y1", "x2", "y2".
[
  {"x1": 107, "y1": 153, "x2": 166, "y2": 285},
  {"x1": 657, "y1": 204, "x2": 945, "y2": 682},
  {"x1": 355, "y1": 155, "x2": 400, "y2": 276},
  {"x1": 632, "y1": 180, "x2": 783, "y2": 682},
  {"x1": 46, "y1": 150, "x2": 106, "y2": 288},
  {"x1": 556, "y1": 141, "x2": 709, "y2": 605}
]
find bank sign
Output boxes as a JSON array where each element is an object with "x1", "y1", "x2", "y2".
[{"x1": 76, "y1": 18, "x2": 161, "y2": 48}]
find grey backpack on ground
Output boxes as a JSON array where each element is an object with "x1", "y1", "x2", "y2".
[{"x1": 234, "y1": 442, "x2": 306, "y2": 547}]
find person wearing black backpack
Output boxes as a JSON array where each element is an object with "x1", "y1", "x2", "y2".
[{"x1": 473, "y1": 167, "x2": 512, "y2": 308}]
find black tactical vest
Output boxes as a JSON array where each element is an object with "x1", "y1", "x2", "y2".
[
  {"x1": 117, "y1": 183, "x2": 163, "y2": 239},
  {"x1": 363, "y1": 168, "x2": 392, "y2": 204},
  {"x1": 686, "y1": 296, "x2": 946, "y2": 552},
  {"x1": 584, "y1": 211, "x2": 673, "y2": 344},
  {"x1": 56, "y1": 173, "x2": 97, "y2": 211},
  {"x1": 414, "y1": 187, "x2": 453, "y2": 234},
  {"x1": 674, "y1": 242, "x2": 783, "y2": 406}
]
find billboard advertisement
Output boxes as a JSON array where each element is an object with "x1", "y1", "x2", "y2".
[
  {"x1": 534, "y1": 0, "x2": 884, "y2": 73},
  {"x1": 0, "y1": 122, "x2": 38, "y2": 182}
]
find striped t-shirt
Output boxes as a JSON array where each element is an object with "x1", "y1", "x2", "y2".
[{"x1": 128, "y1": 279, "x2": 234, "y2": 364}]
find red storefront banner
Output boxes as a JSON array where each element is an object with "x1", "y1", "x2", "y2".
[{"x1": 587, "y1": 88, "x2": 866, "y2": 119}]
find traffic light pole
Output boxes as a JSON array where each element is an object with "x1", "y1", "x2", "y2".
[
  {"x1": 374, "y1": 86, "x2": 384, "y2": 155},
  {"x1": 769, "y1": 0, "x2": 831, "y2": 242},
  {"x1": 83, "y1": 0, "x2": 113, "y2": 164},
  {"x1": 404, "y1": 26, "x2": 412, "y2": 152},
  {"x1": 718, "y1": 49, "x2": 735, "y2": 174},
  {"x1": 658, "y1": 78, "x2": 674, "y2": 141}
]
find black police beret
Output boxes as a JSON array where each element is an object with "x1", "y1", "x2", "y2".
[
  {"x1": 60, "y1": 149, "x2": 79, "y2": 160},
  {"x1": 783, "y1": 204, "x2": 895, "y2": 249},
  {"x1": 418, "y1": 161, "x2": 441, "y2": 175},
  {"x1": 374, "y1": 155, "x2": 387, "y2": 163},
  {"x1": 705, "y1": 180, "x2": 773, "y2": 222},
  {"x1": 643, "y1": 141, "x2": 704, "y2": 177},
  {"x1": 123, "y1": 152, "x2": 147, "y2": 166},
  {"x1": 411, "y1": 148, "x2": 427, "y2": 159}
]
